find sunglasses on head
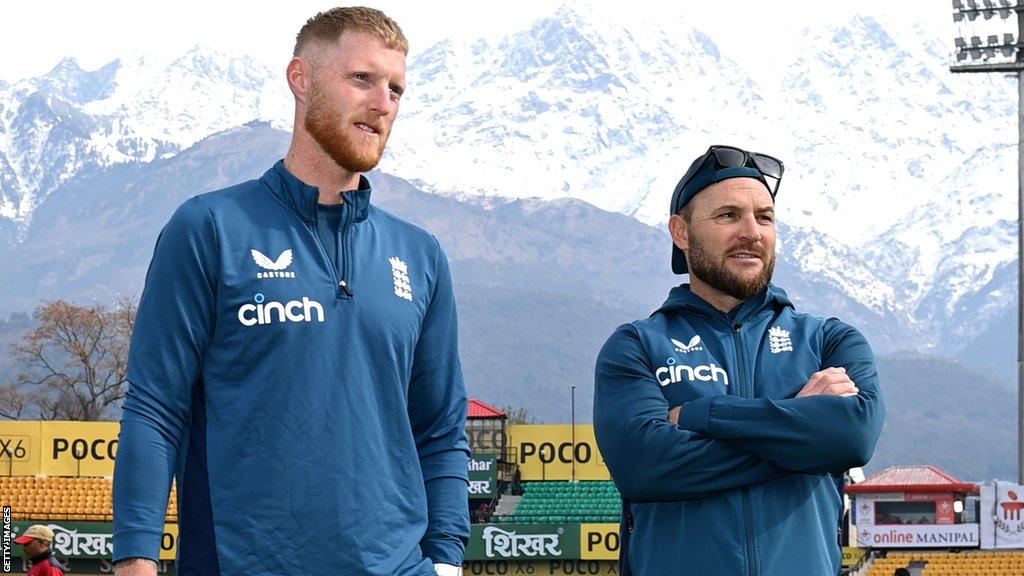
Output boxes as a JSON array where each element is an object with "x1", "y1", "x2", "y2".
[{"x1": 678, "y1": 145, "x2": 785, "y2": 201}]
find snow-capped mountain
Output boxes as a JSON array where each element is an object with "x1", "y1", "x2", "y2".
[
  {"x1": 0, "y1": 48, "x2": 290, "y2": 229},
  {"x1": 0, "y1": 6, "x2": 1017, "y2": 356},
  {"x1": 768, "y1": 17, "x2": 1016, "y2": 336},
  {"x1": 390, "y1": 8, "x2": 1017, "y2": 350},
  {"x1": 0, "y1": 121, "x2": 1012, "y2": 479},
  {"x1": 394, "y1": 7, "x2": 769, "y2": 215}
]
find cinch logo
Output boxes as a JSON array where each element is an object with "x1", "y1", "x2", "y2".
[
  {"x1": 656, "y1": 362, "x2": 730, "y2": 387},
  {"x1": 237, "y1": 293, "x2": 324, "y2": 326},
  {"x1": 251, "y1": 249, "x2": 296, "y2": 279}
]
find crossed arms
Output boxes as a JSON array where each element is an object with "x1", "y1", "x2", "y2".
[{"x1": 592, "y1": 320, "x2": 885, "y2": 502}]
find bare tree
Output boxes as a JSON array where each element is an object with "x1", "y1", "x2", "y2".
[
  {"x1": 502, "y1": 405, "x2": 534, "y2": 425},
  {"x1": 12, "y1": 299, "x2": 136, "y2": 420},
  {"x1": 0, "y1": 383, "x2": 31, "y2": 419}
]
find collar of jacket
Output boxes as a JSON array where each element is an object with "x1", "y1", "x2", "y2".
[
  {"x1": 653, "y1": 283, "x2": 793, "y2": 326},
  {"x1": 262, "y1": 160, "x2": 373, "y2": 224}
]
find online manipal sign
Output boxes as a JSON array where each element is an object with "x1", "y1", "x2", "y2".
[{"x1": 856, "y1": 524, "x2": 979, "y2": 548}]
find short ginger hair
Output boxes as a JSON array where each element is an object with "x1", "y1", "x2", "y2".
[{"x1": 294, "y1": 6, "x2": 408, "y2": 56}]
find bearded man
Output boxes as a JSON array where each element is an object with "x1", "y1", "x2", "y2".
[
  {"x1": 113, "y1": 7, "x2": 469, "y2": 576},
  {"x1": 593, "y1": 145, "x2": 885, "y2": 576}
]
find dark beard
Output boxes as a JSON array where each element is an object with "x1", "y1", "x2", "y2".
[
  {"x1": 687, "y1": 234, "x2": 775, "y2": 301},
  {"x1": 304, "y1": 82, "x2": 387, "y2": 173}
]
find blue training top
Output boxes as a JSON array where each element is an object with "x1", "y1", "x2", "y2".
[
  {"x1": 594, "y1": 284, "x2": 885, "y2": 576},
  {"x1": 113, "y1": 161, "x2": 470, "y2": 576}
]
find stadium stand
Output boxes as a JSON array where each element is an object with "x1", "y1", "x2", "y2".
[
  {"x1": 494, "y1": 481, "x2": 621, "y2": 523},
  {"x1": 0, "y1": 476, "x2": 177, "y2": 523},
  {"x1": 866, "y1": 550, "x2": 1024, "y2": 576}
]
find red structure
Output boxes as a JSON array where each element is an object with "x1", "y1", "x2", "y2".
[
  {"x1": 468, "y1": 399, "x2": 506, "y2": 419},
  {"x1": 465, "y1": 399, "x2": 508, "y2": 458},
  {"x1": 846, "y1": 466, "x2": 979, "y2": 548}
]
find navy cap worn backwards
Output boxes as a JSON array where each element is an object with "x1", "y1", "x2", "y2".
[{"x1": 670, "y1": 149, "x2": 772, "y2": 275}]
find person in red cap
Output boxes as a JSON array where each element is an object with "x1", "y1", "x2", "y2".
[{"x1": 14, "y1": 525, "x2": 65, "y2": 576}]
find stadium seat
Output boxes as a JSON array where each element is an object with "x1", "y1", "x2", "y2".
[
  {"x1": 506, "y1": 481, "x2": 621, "y2": 524},
  {"x1": 862, "y1": 550, "x2": 1024, "y2": 576},
  {"x1": 0, "y1": 475, "x2": 177, "y2": 524}
]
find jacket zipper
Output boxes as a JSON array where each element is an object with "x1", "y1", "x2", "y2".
[
  {"x1": 306, "y1": 219, "x2": 348, "y2": 300},
  {"x1": 733, "y1": 321, "x2": 760, "y2": 576},
  {"x1": 339, "y1": 201, "x2": 354, "y2": 298}
]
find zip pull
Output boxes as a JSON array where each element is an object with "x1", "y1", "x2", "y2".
[{"x1": 339, "y1": 280, "x2": 354, "y2": 297}]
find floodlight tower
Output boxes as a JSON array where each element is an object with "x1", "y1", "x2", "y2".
[{"x1": 950, "y1": 0, "x2": 1024, "y2": 483}]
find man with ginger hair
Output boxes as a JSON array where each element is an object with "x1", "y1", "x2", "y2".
[{"x1": 113, "y1": 7, "x2": 469, "y2": 575}]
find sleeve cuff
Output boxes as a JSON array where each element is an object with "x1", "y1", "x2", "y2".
[
  {"x1": 434, "y1": 563, "x2": 462, "y2": 576},
  {"x1": 112, "y1": 528, "x2": 163, "y2": 563},
  {"x1": 423, "y1": 538, "x2": 465, "y2": 568},
  {"x1": 678, "y1": 396, "x2": 715, "y2": 436}
]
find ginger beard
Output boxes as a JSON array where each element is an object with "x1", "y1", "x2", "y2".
[
  {"x1": 687, "y1": 234, "x2": 776, "y2": 301},
  {"x1": 304, "y1": 79, "x2": 390, "y2": 173}
]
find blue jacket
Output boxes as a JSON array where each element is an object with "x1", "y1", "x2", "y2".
[
  {"x1": 113, "y1": 161, "x2": 470, "y2": 575},
  {"x1": 593, "y1": 284, "x2": 884, "y2": 576}
]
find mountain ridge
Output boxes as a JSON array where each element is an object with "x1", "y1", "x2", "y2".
[
  {"x1": 0, "y1": 7, "x2": 1016, "y2": 366},
  {"x1": 0, "y1": 120, "x2": 1011, "y2": 480}
]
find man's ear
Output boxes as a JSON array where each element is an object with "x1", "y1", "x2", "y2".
[
  {"x1": 287, "y1": 57, "x2": 311, "y2": 103},
  {"x1": 669, "y1": 213, "x2": 689, "y2": 252}
]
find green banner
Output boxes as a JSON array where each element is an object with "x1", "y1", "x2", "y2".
[
  {"x1": 12, "y1": 521, "x2": 114, "y2": 559},
  {"x1": 467, "y1": 523, "x2": 579, "y2": 560},
  {"x1": 11, "y1": 521, "x2": 177, "y2": 560},
  {"x1": 469, "y1": 454, "x2": 498, "y2": 499}
]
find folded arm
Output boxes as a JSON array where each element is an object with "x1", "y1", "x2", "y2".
[
  {"x1": 594, "y1": 325, "x2": 791, "y2": 502},
  {"x1": 678, "y1": 319, "x2": 885, "y2": 474}
]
